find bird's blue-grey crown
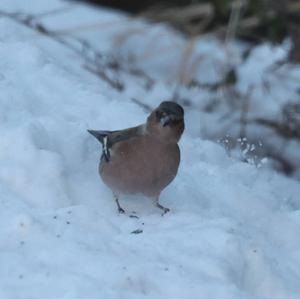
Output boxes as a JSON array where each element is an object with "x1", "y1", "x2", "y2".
[{"x1": 158, "y1": 101, "x2": 184, "y2": 118}]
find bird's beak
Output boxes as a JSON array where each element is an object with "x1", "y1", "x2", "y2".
[
  {"x1": 160, "y1": 114, "x2": 182, "y2": 127},
  {"x1": 160, "y1": 115, "x2": 172, "y2": 127}
]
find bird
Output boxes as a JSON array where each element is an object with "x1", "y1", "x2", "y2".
[{"x1": 88, "y1": 101, "x2": 184, "y2": 215}]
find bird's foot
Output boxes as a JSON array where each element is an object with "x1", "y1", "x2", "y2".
[
  {"x1": 161, "y1": 207, "x2": 170, "y2": 216},
  {"x1": 114, "y1": 193, "x2": 125, "y2": 214},
  {"x1": 118, "y1": 207, "x2": 125, "y2": 214},
  {"x1": 156, "y1": 202, "x2": 170, "y2": 216}
]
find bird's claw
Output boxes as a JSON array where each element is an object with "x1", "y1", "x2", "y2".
[
  {"x1": 156, "y1": 202, "x2": 170, "y2": 216},
  {"x1": 118, "y1": 207, "x2": 125, "y2": 214},
  {"x1": 161, "y1": 207, "x2": 170, "y2": 216}
]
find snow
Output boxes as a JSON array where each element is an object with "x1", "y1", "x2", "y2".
[{"x1": 1, "y1": 1, "x2": 300, "y2": 298}]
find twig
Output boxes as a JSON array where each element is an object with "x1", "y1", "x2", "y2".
[
  {"x1": 84, "y1": 65, "x2": 124, "y2": 91},
  {"x1": 51, "y1": 18, "x2": 136, "y2": 36},
  {"x1": 225, "y1": 0, "x2": 246, "y2": 44},
  {"x1": 33, "y1": 5, "x2": 76, "y2": 20},
  {"x1": 143, "y1": 3, "x2": 213, "y2": 22},
  {"x1": 239, "y1": 86, "x2": 253, "y2": 138},
  {"x1": 0, "y1": 10, "x2": 155, "y2": 92},
  {"x1": 131, "y1": 98, "x2": 153, "y2": 112}
]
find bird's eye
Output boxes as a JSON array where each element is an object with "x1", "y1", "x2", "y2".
[{"x1": 156, "y1": 111, "x2": 165, "y2": 119}]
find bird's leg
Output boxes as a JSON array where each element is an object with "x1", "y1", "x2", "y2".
[
  {"x1": 156, "y1": 202, "x2": 170, "y2": 215},
  {"x1": 155, "y1": 195, "x2": 170, "y2": 215},
  {"x1": 113, "y1": 193, "x2": 125, "y2": 214}
]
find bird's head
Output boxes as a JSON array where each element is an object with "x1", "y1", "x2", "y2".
[{"x1": 147, "y1": 101, "x2": 184, "y2": 143}]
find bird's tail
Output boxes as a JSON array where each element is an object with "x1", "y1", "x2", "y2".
[
  {"x1": 87, "y1": 130, "x2": 111, "y2": 162},
  {"x1": 87, "y1": 130, "x2": 110, "y2": 144}
]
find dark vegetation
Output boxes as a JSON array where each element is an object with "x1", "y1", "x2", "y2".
[{"x1": 80, "y1": 0, "x2": 300, "y2": 61}]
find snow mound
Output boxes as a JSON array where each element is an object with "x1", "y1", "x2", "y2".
[{"x1": 0, "y1": 1, "x2": 300, "y2": 299}]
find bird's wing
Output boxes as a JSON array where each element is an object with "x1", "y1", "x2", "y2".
[
  {"x1": 88, "y1": 125, "x2": 144, "y2": 162},
  {"x1": 108, "y1": 125, "x2": 144, "y2": 145}
]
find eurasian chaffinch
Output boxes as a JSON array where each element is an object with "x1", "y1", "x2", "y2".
[{"x1": 88, "y1": 101, "x2": 184, "y2": 215}]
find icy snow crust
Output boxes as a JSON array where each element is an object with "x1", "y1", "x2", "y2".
[{"x1": 1, "y1": 1, "x2": 300, "y2": 298}]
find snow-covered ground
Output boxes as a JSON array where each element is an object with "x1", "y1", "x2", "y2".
[{"x1": 1, "y1": 1, "x2": 300, "y2": 298}]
